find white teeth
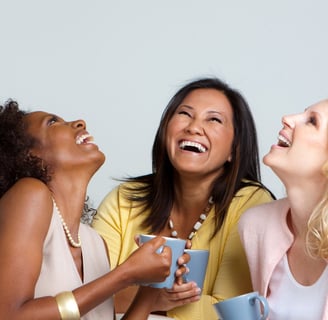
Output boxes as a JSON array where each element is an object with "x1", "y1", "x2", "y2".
[
  {"x1": 76, "y1": 134, "x2": 95, "y2": 145},
  {"x1": 278, "y1": 135, "x2": 291, "y2": 147},
  {"x1": 179, "y1": 140, "x2": 206, "y2": 153}
]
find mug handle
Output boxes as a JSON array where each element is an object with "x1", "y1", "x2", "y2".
[{"x1": 254, "y1": 295, "x2": 269, "y2": 320}]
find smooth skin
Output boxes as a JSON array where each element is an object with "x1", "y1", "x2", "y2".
[
  {"x1": 263, "y1": 100, "x2": 328, "y2": 286},
  {"x1": 164, "y1": 89, "x2": 234, "y2": 239},
  {"x1": 0, "y1": 111, "x2": 185, "y2": 319},
  {"x1": 115, "y1": 88, "x2": 235, "y2": 313}
]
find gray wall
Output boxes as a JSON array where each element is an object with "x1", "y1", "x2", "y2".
[{"x1": 1, "y1": 1, "x2": 328, "y2": 206}]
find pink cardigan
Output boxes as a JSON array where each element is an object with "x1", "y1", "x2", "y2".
[{"x1": 238, "y1": 198, "x2": 328, "y2": 319}]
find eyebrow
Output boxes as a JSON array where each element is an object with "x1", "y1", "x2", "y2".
[
  {"x1": 179, "y1": 104, "x2": 193, "y2": 110},
  {"x1": 43, "y1": 114, "x2": 55, "y2": 123},
  {"x1": 179, "y1": 104, "x2": 225, "y2": 114}
]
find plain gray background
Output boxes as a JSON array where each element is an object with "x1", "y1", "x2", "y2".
[{"x1": 1, "y1": 1, "x2": 327, "y2": 207}]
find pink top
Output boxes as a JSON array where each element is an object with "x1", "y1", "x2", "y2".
[
  {"x1": 35, "y1": 203, "x2": 114, "y2": 319},
  {"x1": 238, "y1": 198, "x2": 328, "y2": 319}
]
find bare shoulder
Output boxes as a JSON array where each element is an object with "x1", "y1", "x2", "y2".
[
  {"x1": 4, "y1": 177, "x2": 49, "y2": 195},
  {"x1": 0, "y1": 177, "x2": 51, "y2": 207},
  {"x1": 0, "y1": 178, "x2": 53, "y2": 234}
]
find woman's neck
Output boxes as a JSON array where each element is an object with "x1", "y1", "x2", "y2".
[
  {"x1": 286, "y1": 183, "x2": 326, "y2": 237},
  {"x1": 48, "y1": 175, "x2": 88, "y2": 229}
]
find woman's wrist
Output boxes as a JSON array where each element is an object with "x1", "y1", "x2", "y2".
[
  {"x1": 122, "y1": 286, "x2": 156, "y2": 319},
  {"x1": 134, "y1": 286, "x2": 160, "y2": 312},
  {"x1": 55, "y1": 291, "x2": 80, "y2": 320}
]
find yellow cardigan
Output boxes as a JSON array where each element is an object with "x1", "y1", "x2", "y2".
[{"x1": 93, "y1": 183, "x2": 273, "y2": 320}]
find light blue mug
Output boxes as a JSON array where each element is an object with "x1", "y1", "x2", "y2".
[
  {"x1": 183, "y1": 249, "x2": 209, "y2": 290},
  {"x1": 213, "y1": 291, "x2": 269, "y2": 320},
  {"x1": 139, "y1": 234, "x2": 186, "y2": 289}
]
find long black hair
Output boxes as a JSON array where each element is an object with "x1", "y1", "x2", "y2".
[{"x1": 122, "y1": 77, "x2": 274, "y2": 235}]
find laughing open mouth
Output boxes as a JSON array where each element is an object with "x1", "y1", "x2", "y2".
[
  {"x1": 179, "y1": 140, "x2": 207, "y2": 153},
  {"x1": 277, "y1": 135, "x2": 291, "y2": 147},
  {"x1": 76, "y1": 133, "x2": 95, "y2": 145}
]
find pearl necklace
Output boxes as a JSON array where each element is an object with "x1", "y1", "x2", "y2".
[
  {"x1": 168, "y1": 196, "x2": 214, "y2": 240},
  {"x1": 53, "y1": 199, "x2": 82, "y2": 248}
]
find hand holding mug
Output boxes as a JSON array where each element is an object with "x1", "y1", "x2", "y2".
[
  {"x1": 124, "y1": 235, "x2": 172, "y2": 285},
  {"x1": 139, "y1": 234, "x2": 187, "y2": 288}
]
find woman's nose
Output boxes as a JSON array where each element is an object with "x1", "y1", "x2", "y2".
[
  {"x1": 185, "y1": 118, "x2": 204, "y2": 135},
  {"x1": 72, "y1": 119, "x2": 86, "y2": 129},
  {"x1": 281, "y1": 114, "x2": 296, "y2": 129}
]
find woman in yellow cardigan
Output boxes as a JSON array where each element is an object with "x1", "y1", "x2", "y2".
[{"x1": 93, "y1": 77, "x2": 274, "y2": 320}]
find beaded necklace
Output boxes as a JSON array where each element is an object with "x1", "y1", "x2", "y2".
[
  {"x1": 53, "y1": 199, "x2": 82, "y2": 248},
  {"x1": 168, "y1": 196, "x2": 214, "y2": 240}
]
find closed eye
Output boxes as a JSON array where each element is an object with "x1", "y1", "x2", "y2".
[
  {"x1": 178, "y1": 110, "x2": 191, "y2": 117},
  {"x1": 209, "y1": 117, "x2": 222, "y2": 124},
  {"x1": 307, "y1": 115, "x2": 317, "y2": 126}
]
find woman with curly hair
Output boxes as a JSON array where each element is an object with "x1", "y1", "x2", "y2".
[
  {"x1": 239, "y1": 99, "x2": 328, "y2": 319},
  {"x1": 93, "y1": 77, "x2": 275, "y2": 320},
  {"x1": 0, "y1": 100, "x2": 189, "y2": 320}
]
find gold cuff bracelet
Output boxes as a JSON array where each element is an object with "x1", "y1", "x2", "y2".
[{"x1": 55, "y1": 291, "x2": 80, "y2": 320}]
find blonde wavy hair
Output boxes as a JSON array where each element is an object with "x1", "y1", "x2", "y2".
[{"x1": 306, "y1": 162, "x2": 328, "y2": 260}]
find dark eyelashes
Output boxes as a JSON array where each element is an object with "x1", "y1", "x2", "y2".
[
  {"x1": 178, "y1": 111, "x2": 190, "y2": 116},
  {"x1": 210, "y1": 117, "x2": 222, "y2": 123},
  {"x1": 176, "y1": 110, "x2": 223, "y2": 123},
  {"x1": 47, "y1": 116, "x2": 58, "y2": 126},
  {"x1": 308, "y1": 116, "x2": 316, "y2": 125}
]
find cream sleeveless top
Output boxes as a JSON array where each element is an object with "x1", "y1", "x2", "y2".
[{"x1": 35, "y1": 203, "x2": 114, "y2": 319}]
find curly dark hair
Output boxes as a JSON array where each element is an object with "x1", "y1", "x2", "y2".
[{"x1": 0, "y1": 100, "x2": 50, "y2": 198}]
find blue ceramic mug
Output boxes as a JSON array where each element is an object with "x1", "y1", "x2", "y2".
[
  {"x1": 213, "y1": 291, "x2": 269, "y2": 320},
  {"x1": 183, "y1": 249, "x2": 209, "y2": 290},
  {"x1": 139, "y1": 234, "x2": 186, "y2": 289}
]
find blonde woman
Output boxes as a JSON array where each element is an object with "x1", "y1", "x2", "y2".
[{"x1": 239, "y1": 99, "x2": 328, "y2": 320}]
